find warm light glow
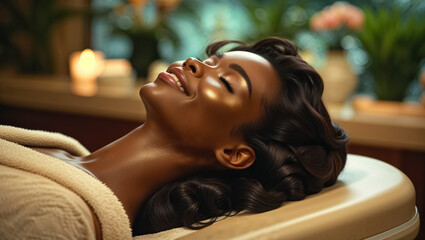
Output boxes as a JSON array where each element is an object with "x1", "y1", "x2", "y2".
[
  {"x1": 79, "y1": 49, "x2": 96, "y2": 72},
  {"x1": 69, "y1": 49, "x2": 105, "y2": 96},
  {"x1": 101, "y1": 59, "x2": 133, "y2": 78}
]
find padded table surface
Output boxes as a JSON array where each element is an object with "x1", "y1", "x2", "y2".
[{"x1": 136, "y1": 155, "x2": 419, "y2": 240}]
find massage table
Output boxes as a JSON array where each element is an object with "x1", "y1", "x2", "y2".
[
  {"x1": 0, "y1": 129, "x2": 418, "y2": 240},
  {"x1": 137, "y1": 154, "x2": 419, "y2": 239}
]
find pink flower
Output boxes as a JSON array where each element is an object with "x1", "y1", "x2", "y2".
[
  {"x1": 310, "y1": 2, "x2": 364, "y2": 31},
  {"x1": 345, "y1": 5, "x2": 364, "y2": 30},
  {"x1": 310, "y1": 13, "x2": 326, "y2": 31},
  {"x1": 322, "y1": 9, "x2": 342, "y2": 30},
  {"x1": 129, "y1": 0, "x2": 149, "y2": 6},
  {"x1": 330, "y1": 2, "x2": 347, "y2": 20}
]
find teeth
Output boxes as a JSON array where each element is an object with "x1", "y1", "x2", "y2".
[
  {"x1": 171, "y1": 73, "x2": 179, "y2": 82},
  {"x1": 170, "y1": 73, "x2": 185, "y2": 94}
]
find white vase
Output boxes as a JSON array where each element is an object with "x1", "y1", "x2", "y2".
[{"x1": 318, "y1": 51, "x2": 358, "y2": 105}]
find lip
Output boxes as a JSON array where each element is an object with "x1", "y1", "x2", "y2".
[
  {"x1": 157, "y1": 69, "x2": 188, "y2": 96},
  {"x1": 167, "y1": 67, "x2": 189, "y2": 95}
]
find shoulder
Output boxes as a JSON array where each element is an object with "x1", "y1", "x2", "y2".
[{"x1": 0, "y1": 165, "x2": 97, "y2": 240}]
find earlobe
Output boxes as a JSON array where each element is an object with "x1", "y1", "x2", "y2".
[{"x1": 215, "y1": 145, "x2": 255, "y2": 170}]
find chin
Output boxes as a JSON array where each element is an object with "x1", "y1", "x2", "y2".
[
  {"x1": 139, "y1": 82, "x2": 154, "y2": 98},
  {"x1": 139, "y1": 83, "x2": 158, "y2": 117},
  {"x1": 138, "y1": 82, "x2": 182, "y2": 126}
]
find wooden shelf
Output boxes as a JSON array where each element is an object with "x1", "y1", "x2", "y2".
[
  {"x1": 329, "y1": 102, "x2": 425, "y2": 152},
  {"x1": 0, "y1": 75, "x2": 145, "y2": 121}
]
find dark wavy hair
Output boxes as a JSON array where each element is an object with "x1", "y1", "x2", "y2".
[{"x1": 133, "y1": 37, "x2": 348, "y2": 235}]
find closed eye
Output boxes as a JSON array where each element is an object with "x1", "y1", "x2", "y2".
[{"x1": 219, "y1": 76, "x2": 233, "y2": 93}]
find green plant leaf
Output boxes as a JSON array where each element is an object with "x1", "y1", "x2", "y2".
[{"x1": 358, "y1": 5, "x2": 425, "y2": 101}]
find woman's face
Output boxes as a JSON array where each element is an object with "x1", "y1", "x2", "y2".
[{"x1": 140, "y1": 51, "x2": 280, "y2": 149}]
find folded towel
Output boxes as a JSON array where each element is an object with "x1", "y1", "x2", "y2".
[{"x1": 0, "y1": 125, "x2": 132, "y2": 240}]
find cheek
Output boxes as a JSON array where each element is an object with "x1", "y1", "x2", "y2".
[
  {"x1": 197, "y1": 77, "x2": 244, "y2": 111},
  {"x1": 172, "y1": 85, "x2": 243, "y2": 146},
  {"x1": 189, "y1": 83, "x2": 247, "y2": 140}
]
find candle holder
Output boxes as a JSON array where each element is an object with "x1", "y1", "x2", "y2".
[{"x1": 69, "y1": 49, "x2": 105, "y2": 96}]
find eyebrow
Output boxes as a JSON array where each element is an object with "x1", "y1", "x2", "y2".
[{"x1": 229, "y1": 63, "x2": 252, "y2": 98}]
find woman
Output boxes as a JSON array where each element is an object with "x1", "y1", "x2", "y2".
[
  {"x1": 132, "y1": 37, "x2": 348, "y2": 234},
  {"x1": 0, "y1": 37, "x2": 347, "y2": 239}
]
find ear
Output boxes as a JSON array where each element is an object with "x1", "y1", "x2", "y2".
[{"x1": 215, "y1": 144, "x2": 255, "y2": 170}]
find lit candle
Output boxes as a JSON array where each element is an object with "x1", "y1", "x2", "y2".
[{"x1": 69, "y1": 49, "x2": 104, "y2": 96}]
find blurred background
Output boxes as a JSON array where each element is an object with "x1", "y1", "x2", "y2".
[
  {"x1": 1, "y1": 0, "x2": 424, "y2": 100},
  {"x1": 0, "y1": 0, "x2": 424, "y2": 237}
]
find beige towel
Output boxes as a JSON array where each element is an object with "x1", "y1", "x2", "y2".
[{"x1": 0, "y1": 125, "x2": 132, "y2": 239}]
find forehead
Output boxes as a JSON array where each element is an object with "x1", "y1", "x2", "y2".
[
  {"x1": 220, "y1": 51, "x2": 281, "y2": 102},
  {"x1": 221, "y1": 51, "x2": 271, "y2": 66}
]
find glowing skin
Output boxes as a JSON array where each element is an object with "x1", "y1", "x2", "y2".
[
  {"x1": 140, "y1": 51, "x2": 280, "y2": 150},
  {"x1": 31, "y1": 51, "x2": 281, "y2": 232}
]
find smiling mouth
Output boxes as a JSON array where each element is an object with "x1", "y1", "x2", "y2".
[
  {"x1": 170, "y1": 73, "x2": 186, "y2": 93},
  {"x1": 158, "y1": 71, "x2": 188, "y2": 95}
]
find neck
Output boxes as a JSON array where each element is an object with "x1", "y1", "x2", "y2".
[{"x1": 82, "y1": 123, "x2": 214, "y2": 223}]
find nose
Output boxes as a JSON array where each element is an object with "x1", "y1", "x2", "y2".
[{"x1": 183, "y1": 57, "x2": 203, "y2": 78}]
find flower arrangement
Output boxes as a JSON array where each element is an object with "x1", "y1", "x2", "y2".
[{"x1": 310, "y1": 2, "x2": 364, "y2": 50}]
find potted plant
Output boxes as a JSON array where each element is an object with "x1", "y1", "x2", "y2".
[
  {"x1": 358, "y1": 6, "x2": 425, "y2": 102},
  {"x1": 0, "y1": 0, "x2": 89, "y2": 74},
  {"x1": 241, "y1": 0, "x2": 309, "y2": 42},
  {"x1": 309, "y1": 1, "x2": 364, "y2": 105},
  {"x1": 109, "y1": 0, "x2": 181, "y2": 78}
]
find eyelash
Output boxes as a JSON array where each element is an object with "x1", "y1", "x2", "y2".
[{"x1": 219, "y1": 76, "x2": 233, "y2": 93}]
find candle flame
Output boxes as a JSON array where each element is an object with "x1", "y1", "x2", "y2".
[{"x1": 79, "y1": 49, "x2": 96, "y2": 70}]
